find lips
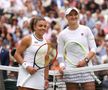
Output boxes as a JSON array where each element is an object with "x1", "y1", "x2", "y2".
[{"x1": 40, "y1": 30, "x2": 46, "y2": 35}]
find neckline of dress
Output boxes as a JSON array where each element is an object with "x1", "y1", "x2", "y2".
[{"x1": 33, "y1": 33, "x2": 43, "y2": 41}]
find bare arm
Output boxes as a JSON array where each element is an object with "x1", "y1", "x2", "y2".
[{"x1": 14, "y1": 35, "x2": 31, "y2": 65}]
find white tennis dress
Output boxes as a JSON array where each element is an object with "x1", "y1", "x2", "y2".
[
  {"x1": 17, "y1": 33, "x2": 47, "y2": 89},
  {"x1": 57, "y1": 25, "x2": 97, "y2": 83}
]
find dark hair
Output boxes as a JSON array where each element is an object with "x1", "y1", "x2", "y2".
[
  {"x1": 30, "y1": 16, "x2": 46, "y2": 32},
  {"x1": 0, "y1": 36, "x2": 3, "y2": 41}
]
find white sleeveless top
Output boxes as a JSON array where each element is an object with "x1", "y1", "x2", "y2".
[{"x1": 23, "y1": 33, "x2": 48, "y2": 66}]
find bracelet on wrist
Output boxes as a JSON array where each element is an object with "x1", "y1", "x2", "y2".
[
  {"x1": 60, "y1": 63, "x2": 65, "y2": 68},
  {"x1": 22, "y1": 62, "x2": 29, "y2": 69}
]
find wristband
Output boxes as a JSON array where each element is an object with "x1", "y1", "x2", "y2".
[
  {"x1": 22, "y1": 62, "x2": 29, "y2": 69},
  {"x1": 60, "y1": 63, "x2": 65, "y2": 68}
]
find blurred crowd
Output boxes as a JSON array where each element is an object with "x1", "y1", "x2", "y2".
[{"x1": 0, "y1": 0, "x2": 108, "y2": 81}]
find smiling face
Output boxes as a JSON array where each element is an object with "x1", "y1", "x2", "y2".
[
  {"x1": 66, "y1": 10, "x2": 79, "y2": 25},
  {"x1": 34, "y1": 20, "x2": 47, "y2": 38}
]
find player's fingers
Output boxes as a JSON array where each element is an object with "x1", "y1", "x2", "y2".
[
  {"x1": 76, "y1": 62, "x2": 81, "y2": 67},
  {"x1": 76, "y1": 64, "x2": 80, "y2": 67},
  {"x1": 34, "y1": 67, "x2": 38, "y2": 71},
  {"x1": 59, "y1": 68, "x2": 64, "y2": 75},
  {"x1": 77, "y1": 60, "x2": 86, "y2": 67},
  {"x1": 26, "y1": 66, "x2": 37, "y2": 74},
  {"x1": 77, "y1": 63, "x2": 83, "y2": 67},
  {"x1": 44, "y1": 80, "x2": 49, "y2": 89},
  {"x1": 31, "y1": 67, "x2": 38, "y2": 74}
]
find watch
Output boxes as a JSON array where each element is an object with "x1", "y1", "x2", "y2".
[{"x1": 84, "y1": 57, "x2": 89, "y2": 64}]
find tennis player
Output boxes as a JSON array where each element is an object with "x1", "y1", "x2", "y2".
[
  {"x1": 57, "y1": 7, "x2": 97, "y2": 90},
  {"x1": 14, "y1": 16, "x2": 49, "y2": 90}
]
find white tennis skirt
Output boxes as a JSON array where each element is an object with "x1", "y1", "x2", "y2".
[
  {"x1": 62, "y1": 72, "x2": 95, "y2": 83},
  {"x1": 62, "y1": 63, "x2": 95, "y2": 83},
  {"x1": 17, "y1": 65, "x2": 45, "y2": 89}
]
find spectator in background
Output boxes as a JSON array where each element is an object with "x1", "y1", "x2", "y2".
[
  {"x1": 17, "y1": 9, "x2": 26, "y2": 29},
  {"x1": 9, "y1": 16, "x2": 18, "y2": 33},
  {"x1": 6, "y1": 0, "x2": 20, "y2": 14},
  {"x1": 92, "y1": 21, "x2": 105, "y2": 37},
  {"x1": 43, "y1": 16, "x2": 52, "y2": 42},
  {"x1": 5, "y1": 33, "x2": 16, "y2": 50},
  {"x1": 52, "y1": 0, "x2": 64, "y2": 9},
  {"x1": 0, "y1": 14, "x2": 11, "y2": 32},
  {"x1": 0, "y1": 25, "x2": 8, "y2": 48},
  {"x1": 34, "y1": 0, "x2": 45, "y2": 16},
  {"x1": 42, "y1": 0, "x2": 52, "y2": 13},
  {"x1": 85, "y1": 10, "x2": 96, "y2": 30},
  {"x1": 23, "y1": 0, "x2": 35, "y2": 18},
  {"x1": 98, "y1": 14, "x2": 108, "y2": 33},
  {"x1": 21, "y1": 17, "x2": 31, "y2": 36},
  {"x1": 14, "y1": 26, "x2": 22, "y2": 42},
  {"x1": 95, "y1": 34, "x2": 108, "y2": 87},
  {"x1": 101, "y1": 35, "x2": 108, "y2": 64},
  {"x1": 56, "y1": 8, "x2": 68, "y2": 30},
  {"x1": 79, "y1": 7, "x2": 87, "y2": 25},
  {"x1": 52, "y1": 23, "x2": 62, "y2": 37},
  {"x1": 63, "y1": 0, "x2": 70, "y2": 9},
  {"x1": 0, "y1": 37, "x2": 10, "y2": 79},
  {"x1": 101, "y1": 0, "x2": 108, "y2": 10},
  {"x1": 94, "y1": 21, "x2": 106, "y2": 60},
  {"x1": 95, "y1": 36, "x2": 106, "y2": 64},
  {"x1": 85, "y1": 0, "x2": 99, "y2": 13},
  {"x1": 92, "y1": 8, "x2": 102, "y2": 22}
]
